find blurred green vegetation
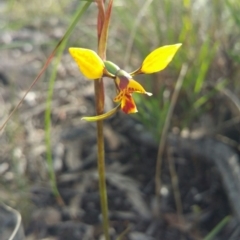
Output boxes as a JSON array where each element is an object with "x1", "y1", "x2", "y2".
[{"x1": 109, "y1": 0, "x2": 240, "y2": 140}]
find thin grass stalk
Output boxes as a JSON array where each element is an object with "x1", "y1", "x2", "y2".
[
  {"x1": 155, "y1": 64, "x2": 188, "y2": 215},
  {"x1": 203, "y1": 215, "x2": 231, "y2": 240},
  {"x1": 44, "y1": 1, "x2": 92, "y2": 205},
  {"x1": 45, "y1": 42, "x2": 66, "y2": 206},
  {"x1": 116, "y1": 226, "x2": 131, "y2": 240},
  {"x1": 167, "y1": 147, "x2": 183, "y2": 218},
  {"x1": 123, "y1": 0, "x2": 154, "y2": 68}
]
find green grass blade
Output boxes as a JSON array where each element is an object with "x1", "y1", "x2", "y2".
[
  {"x1": 44, "y1": 0, "x2": 92, "y2": 204},
  {"x1": 203, "y1": 215, "x2": 231, "y2": 240},
  {"x1": 225, "y1": 0, "x2": 240, "y2": 27},
  {"x1": 194, "y1": 40, "x2": 217, "y2": 93},
  {"x1": 194, "y1": 79, "x2": 227, "y2": 109}
]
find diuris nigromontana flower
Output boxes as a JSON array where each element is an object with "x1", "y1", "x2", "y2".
[{"x1": 69, "y1": 44, "x2": 181, "y2": 121}]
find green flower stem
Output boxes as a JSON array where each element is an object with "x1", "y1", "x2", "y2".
[
  {"x1": 92, "y1": 1, "x2": 115, "y2": 238},
  {"x1": 94, "y1": 1, "x2": 113, "y2": 239},
  {"x1": 94, "y1": 79, "x2": 110, "y2": 240}
]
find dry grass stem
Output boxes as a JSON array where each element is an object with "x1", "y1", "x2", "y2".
[{"x1": 155, "y1": 64, "x2": 188, "y2": 215}]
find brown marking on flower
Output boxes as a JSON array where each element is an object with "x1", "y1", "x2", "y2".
[{"x1": 122, "y1": 94, "x2": 137, "y2": 114}]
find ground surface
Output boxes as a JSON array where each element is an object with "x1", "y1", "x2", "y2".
[{"x1": 1, "y1": 8, "x2": 240, "y2": 240}]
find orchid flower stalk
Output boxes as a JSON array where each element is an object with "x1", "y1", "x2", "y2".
[{"x1": 68, "y1": 1, "x2": 181, "y2": 239}]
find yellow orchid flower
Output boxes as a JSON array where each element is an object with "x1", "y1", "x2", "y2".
[
  {"x1": 110, "y1": 69, "x2": 152, "y2": 114},
  {"x1": 69, "y1": 43, "x2": 182, "y2": 120}
]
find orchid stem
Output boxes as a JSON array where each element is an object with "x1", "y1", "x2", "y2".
[
  {"x1": 94, "y1": 79, "x2": 110, "y2": 240},
  {"x1": 96, "y1": 119, "x2": 110, "y2": 240},
  {"x1": 95, "y1": 1, "x2": 113, "y2": 239}
]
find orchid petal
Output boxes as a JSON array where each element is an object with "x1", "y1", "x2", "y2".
[
  {"x1": 81, "y1": 104, "x2": 120, "y2": 121},
  {"x1": 127, "y1": 79, "x2": 152, "y2": 96},
  {"x1": 69, "y1": 48, "x2": 104, "y2": 79},
  {"x1": 131, "y1": 43, "x2": 182, "y2": 75},
  {"x1": 141, "y1": 43, "x2": 182, "y2": 73},
  {"x1": 115, "y1": 74, "x2": 152, "y2": 96},
  {"x1": 121, "y1": 94, "x2": 138, "y2": 114}
]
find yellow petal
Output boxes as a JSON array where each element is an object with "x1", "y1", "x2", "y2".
[
  {"x1": 81, "y1": 105, "x2": 120, "y2": 121},
  {"x1": 69, "y1": 48, "x2": 104, "y2": 79},
  {"x1": 140, "y1": 43, "x2": 182, "y2": 74},
  {"x1": 127, "y1": 79, "x2": 152, "y2": 96},
  {"x1": 121, "y1": 94, "x2": 138, "y2": 114}
]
